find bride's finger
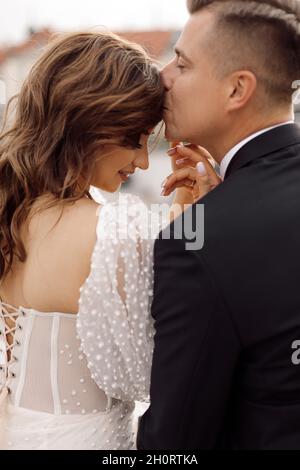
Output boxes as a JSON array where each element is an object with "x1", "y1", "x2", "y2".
[
  {"x1": 162, "y1": 179, "x2": 196, "y2": 196},
  {"x1": 188, "y1": 144, "x2": 217, "y2": 168},
  {"x1": 162, "y1": 167, "x2": 211, "y2": 197},
  {"x1": 168, "y1": 144, "x2": 216, "y2": 173},
  {"x1": 174, "y1": 146, "x2": 221, "y2": 185},
  {"x1": 169, "y1": 141, "x2": 181, "y2": 150},
  {"x1": 168, "y1": 143, "x2": 214, "y2": 165},
  {"x1": 162, "y1": 167, "x2": 200, "y2": 191},
  {"x1": 162, "y1": 160, "x2": 222, "y2": 198}
]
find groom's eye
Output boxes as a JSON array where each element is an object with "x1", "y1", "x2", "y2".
[{"x1": 176, "y1": 62, "x2": 185, "y2": 71}]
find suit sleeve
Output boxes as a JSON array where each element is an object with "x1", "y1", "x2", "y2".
[{"x1": 137, "y1": 228, "x2": 241, "y2": 450}]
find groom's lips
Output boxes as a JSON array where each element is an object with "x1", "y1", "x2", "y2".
[{"x1": 163, "y1": 106, "x2": 171, "y2": 117}]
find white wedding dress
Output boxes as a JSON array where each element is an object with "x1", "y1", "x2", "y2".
[{"x1": 0, "y1": 193, "x2": 164, "y2": 450}]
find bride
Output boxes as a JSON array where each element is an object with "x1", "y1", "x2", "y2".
[{"x1": 0, "y1": 31, "x2": 219, "y2": 450}]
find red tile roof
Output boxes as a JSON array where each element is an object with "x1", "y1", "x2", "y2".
[
  {"x1": 0, "y1": 29, "x2": 52, "y2": 65},
  {"x1": 116, "y1": 31, "x2": 173, "y2": 59},
  {"x1": 0, "y1": 29, "x2": 173, "y2": 65}
]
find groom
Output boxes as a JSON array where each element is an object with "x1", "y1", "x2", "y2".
[{"x1": 137, "y1": 0, "x2": 300, "y2": 450}]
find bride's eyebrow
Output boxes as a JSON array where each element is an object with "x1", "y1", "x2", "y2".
[{"x1": 174, "y1": 47, "x2": 193, "y2": 65}]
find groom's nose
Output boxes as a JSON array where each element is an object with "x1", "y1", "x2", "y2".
[{"x1": 161, "y1": 61, "x2": 175, "y2": 91}]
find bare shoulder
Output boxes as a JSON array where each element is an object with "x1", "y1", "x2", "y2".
[
  {"x1": 65, "y1": 197, "x2": 102, "y2": 243},
  {"x1": 29, "y1": 197, "x2": 102, "y2": 286},
  {"x1": 28, "y1": 198, "x2": 101, "y2": 248},
  {"x1": 52, "y1": 198, "x2": 103, "y2": 266}
]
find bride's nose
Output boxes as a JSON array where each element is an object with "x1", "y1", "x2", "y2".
[{"x1": 135, "y1": 152, "x2": 149, "y2": 171}]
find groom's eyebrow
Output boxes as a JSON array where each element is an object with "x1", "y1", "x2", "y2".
[{"x1": 174, "y1": 47, "x2": 193, "y2": 65}]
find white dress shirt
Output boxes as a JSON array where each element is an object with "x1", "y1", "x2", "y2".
[{"x1": 219, "y1": 121, "x2": 295, "y2": 179}]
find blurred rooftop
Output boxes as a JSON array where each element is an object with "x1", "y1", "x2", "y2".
[
  {"x1": 0, "y1": 27, "x2": 175, "y2": 206},
  {"x1": 0, "y1": 28, "x2": 178, "y2": 65},
  {"x1": 0, "y1": 28, "x2": 52, "y2": 65}
]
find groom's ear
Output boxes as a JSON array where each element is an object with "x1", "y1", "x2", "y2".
[{"x1": 226, "y1": 71, "x2": 258, "y2": 112}]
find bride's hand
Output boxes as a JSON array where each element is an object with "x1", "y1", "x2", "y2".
[{"x1": 161, "y1": 143, "x2": 222, "y2": 204}]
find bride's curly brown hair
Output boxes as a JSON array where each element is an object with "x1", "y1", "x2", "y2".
[{"x1": 0, "y1": 31, "x2": 165, "y2": 282}]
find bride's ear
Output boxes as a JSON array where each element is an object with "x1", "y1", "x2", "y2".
[{"x1": 226, "y1": 70, "x2": 258, "y2": 111}]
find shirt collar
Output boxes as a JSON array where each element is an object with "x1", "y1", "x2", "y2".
[{"x1": 219, "y1": 121, "x2": 295, "y2": 179}]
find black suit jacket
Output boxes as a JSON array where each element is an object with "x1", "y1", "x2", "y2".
[{"x1": 137, "y1": 123, "x2": 300, "y2": 450}]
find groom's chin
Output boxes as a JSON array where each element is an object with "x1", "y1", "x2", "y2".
[{"x1": 164, "y1": 124, "x2": 180, "y2": 142}]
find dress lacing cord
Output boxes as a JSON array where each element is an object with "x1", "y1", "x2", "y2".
[{"x1": 0, "y1": 297, "x2": 24, "y2": 406}]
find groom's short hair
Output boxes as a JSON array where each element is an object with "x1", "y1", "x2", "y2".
[{"x1": 187, "y1": 0, "x2": 300, "y2": 106}]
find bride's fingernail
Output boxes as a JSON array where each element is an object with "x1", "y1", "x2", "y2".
[
  {"x1": 161, "y1": 179, "x2": 167, "y2": 188},
  {"x1": 167, "y1": 147, "x2": 177, "y2": 155},
  {"x1": 176, "y1": 158, "x2": 187, "y2": 165},
  {"x1": 197, "y1": 162, "x2": 207, "y2": 176}
]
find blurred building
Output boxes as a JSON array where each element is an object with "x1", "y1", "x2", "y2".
[
  {"x1": 0, "y1": 29, "x2": 52, "y2": 121},
  {"x1": 1, "y1": 29, "x2": 299, "y2": 206},
  {"x1": 0, "y1": 28, "x2": 178, "y2": 205},
  {"x1": 0, "y1": 28, "x2": 177, "y2": 100}
]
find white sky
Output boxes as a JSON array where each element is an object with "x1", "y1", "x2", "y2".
[{"x1": 0, "y1": 0, "x2": 189, "y2": 45}]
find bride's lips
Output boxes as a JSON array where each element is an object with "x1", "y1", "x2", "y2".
[{"x1": 119, "y1": 171, "x2": 134, "y2": 182}]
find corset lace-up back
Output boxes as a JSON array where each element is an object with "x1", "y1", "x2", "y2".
[
  {"x1": 0, "y1": 301, "x2": 23, "y2": 405},
  {"x1": 0, "y1": 299, "x2": 114, "y2": 416}
]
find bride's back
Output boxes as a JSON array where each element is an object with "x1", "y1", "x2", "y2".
[{"x1": 0, "y1": 196, "x2": 100, "y2": 314}]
